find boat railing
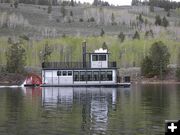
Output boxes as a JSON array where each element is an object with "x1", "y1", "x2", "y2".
[{"x1": 42, "y1": 61, "x2": 117, "y2": 69}]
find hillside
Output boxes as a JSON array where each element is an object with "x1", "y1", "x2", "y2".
[
  {"x1": 0, "y1": 3, "x2": 180, "y2": 70},
  {"x1": 1, "y1": 3, "x2": 180, "y2": 38}
]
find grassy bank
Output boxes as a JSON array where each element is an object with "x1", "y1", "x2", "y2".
[{"x1": 0, "y1": 35, "x2": 180, "y2": 69}]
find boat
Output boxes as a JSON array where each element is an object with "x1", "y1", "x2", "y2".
[{"x1": 41, "y1": 42, "x2": 130, "y2": 87}]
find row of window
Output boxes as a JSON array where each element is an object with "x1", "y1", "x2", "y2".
[
  {"x1": 92, "y1": 55, "x2": 107, "y2": 61},
  {"x1": 56, "y1": 70, "x2": 113, "y2": 81},
  {"x1": 57, "y1": 71, "x2": 72, "y2": 76},
  {"x1": 73, "y1": 71, "x2": 113, "y2": 81}
]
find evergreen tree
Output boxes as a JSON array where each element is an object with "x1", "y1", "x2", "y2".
[
  {"x1": 167, "y1": 11, "x2": 171, "y2": 17},
  {"x1": 155, "y1": 15, "x2": 161, "y2": 26},
  {"x1": 102, "y1": 42, "x2": 108, "y2": 50},
  {"x1": 100, "y1": 28, "x2": 105, "y2": 37},
  {"x1": 70, "y1": 0, "x2": 74, "y2": 6},
  {"x1": 141, "y1": 56, "x2": 153, "y2": 77},
  {"x1": 118, "y1": 32, "x2": 125, "y2": 42},
  {"x1": 47, "y1": 3, "x2": 52, "y2": 14},
  {"x1": 42, "y1": 42, "x2": 53, "y2": 63},
  {"x1": 111, "y1": 13, "x2": 115, "y2": 25},
  {"x1": 6, "y1": 41, "x2": 26, "y2": 73},
  {"x1": 70, "y1": 10, "x2": 73, "y2": 17},
  {"x1": 141, "y1": 41, "x2": 170, "y2": 77},
  {"x1": 93, "y1": 0, "x2": 98, "y2": 6},
  {"x1": 14, "y1": 0, "x2": 18, "y2": 8},
  {"x1": 162, "y1": 16, "x2": 169, "y2": 27},
  {"x1": 133, "y1": 31, "x2": 140, "y2": 40},
  {"x1": 138, "y1": 14, "x2": 144, "y2": 24},
  {"x1": 61, "y1": 4, "x2": 66, "y2": 18},
  {"x1": 176, "y1": 48, "x2": 180, "y2": 80},
  {"x1": 149, "y1": 5, "x2": 154, "y2": 12},
  {"x1": 131, "y1": 0, "x2": 139, "y2": 6}
]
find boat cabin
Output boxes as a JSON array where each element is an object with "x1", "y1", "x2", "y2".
[{"x1": 41, "y1": 43, "x2": 119, "y2": 87}]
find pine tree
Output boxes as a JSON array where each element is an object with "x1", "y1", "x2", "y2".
[
  {"x1": 14, "y1": 0, "x2": 18, "y2": 8},
  {"x1": 61, "y1": 4, "x2": 66, "y2": 18},
  {"x1": 155, "y1": 15, "x2": 161, "y2": 26},
  {"x1": 47, "y1": 3, "x2": 52, "y2": 14},
  {"x1": 102, "y1": 42, "x2": 108, "y2": 50},
  {"x1": 133, "y1": 31, "x2": 140, "y2": 40},
  {"x1": 70, "y1": 11, "x2": 73, "y2": 17},
  {"x1": 42, "y1": 42, "x2": 53, "y2": 63},
  {"x1": 100, "y1": 28, "x2": 105, "y2": 37},
  {"x1": 162, "y1": 16, "x2": 169, "y2": 27},
  {"x1": 6, "y1": 41, "x2": 26, "y2": 73},
  {"x1": 111, "y1": 13, "x2": 115, "y2": 25},
  {"x1": 118, "y1": 32, "x2": 125, "y2": 42},
  {"x1": 141, "y1": 41, "x2": 170, "y2": 77},
  {"x1": 70, "y1": 0, "x2": 74, "y2": 6}
]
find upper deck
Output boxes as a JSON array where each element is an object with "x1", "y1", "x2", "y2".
[
  {"x1": 42, "y1": 61, "x2": 117, "y2": 70},
  {"x1": 42, "y1": 46, "x2": 117, "y2": 70}
]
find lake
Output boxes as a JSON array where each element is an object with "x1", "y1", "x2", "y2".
[{"x1": 0, "y1": 84, "x2": 179, "y2": 135}]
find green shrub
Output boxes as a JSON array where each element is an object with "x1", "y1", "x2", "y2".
[{"x1": 176, "y1": 67, "x2": 180, "y2": 81}]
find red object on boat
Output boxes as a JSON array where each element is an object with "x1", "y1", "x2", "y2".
[{"x1": 25, "y1": 74, "x2": 42, "y2": 86}]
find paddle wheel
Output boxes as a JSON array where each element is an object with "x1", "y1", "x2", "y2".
[{"x1": 24, "y1": 74, "x2": 42, "y2": 87}]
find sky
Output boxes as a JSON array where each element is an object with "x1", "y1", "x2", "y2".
[{"x1": 76, "y1": 0, "x2": 180, "y2": 6}]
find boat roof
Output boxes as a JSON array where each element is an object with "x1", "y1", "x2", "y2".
[{"x1": 42, "y1": 67, "x2": 118, "y2": 70}]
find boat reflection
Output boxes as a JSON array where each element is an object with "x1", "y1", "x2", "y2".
[
  {"x1": 41, "y1": 87, "x2": 117, "y2": 134},
  {"x1": 21, "y1": 87, "x2": 119, "y2": 134}
]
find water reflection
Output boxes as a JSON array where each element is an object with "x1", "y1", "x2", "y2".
[
  {"x1": 41, "y1": 87, "x2": 117, "y2": 134},
  {"x1": 0, "y1": 85, "x2": 180, "y2": 135}
]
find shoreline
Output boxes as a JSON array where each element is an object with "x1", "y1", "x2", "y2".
[
  {"x1": 134, "y1": 81, "x2": 180, "y2": 85},
  {"x1": 0, "y1": 73, "x2": 180, "y2": 86}
]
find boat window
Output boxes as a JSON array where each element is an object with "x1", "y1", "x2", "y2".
[
  {"x1": 68, "y1": 71, "x2": 72, "y2": 76},
  {"x1": 73, "y1": 71, "x2": 79, "y2": 81},
  {"x1": 57, "y1": 71, "x2": 61, "y2": 76},
  {"x1": 62, "y1": 71, "x2": 67, "y2": 76},
  {"x1": 100, "y1": 71, "x2": 106, "y2": 81},
  {"x1": 92, "y1": 55, "x2": 98, "y2": 61},
  {"x1": 99, "y1": 55, "x2": 106, "y2": 61},
  {"x1": 80, "y1": 71, "x2": 86, "y2": 81},
  {"x1": 93, "y1": 71, "x2": 99, "y2": 81},
  {"x1": 87, "y1": 71, "x2": 92, "y2": 81},
  {"x1": 107, "y1": 71, "x2": 112, "y2": 81}
]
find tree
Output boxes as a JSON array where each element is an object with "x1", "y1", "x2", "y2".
[
  {"x1": 102, "y1": 42, "x2": 108, "y2": 50},
  {"x1": 176, "y1": 67, "x2": 180, "y2": 81},
  {"x1": 167, "y1": 11, "x2": 171, "y2": 17},
  {"x1": 70, "y1": 0, "x2": 74, "y2": 6},
  {"x1": 145, "y1": 29, "x2": 154, "y2": 38},
  {"x1": 6, "y1": 41, "x2": 26, "y2": 73},
  {"x1": 137, "y1": 14, "x2": 144, "y2": 24},
  {"x1": 176, "y1": 48, "x2": 180, "y2": 80},
  {"x1": 141, "y1": 56, "x2": 153, "y2": 77},
  {"x1": 133, "y1": 31, "x2": 140, "y2": 40},
  {"x1": 155, "y1": 15, "x2": 161, "y2": 26},
  {"x1": 118, "y1": 32, "x2": 125, "y2": 42},
  {"x1": 42, "y1": 42, "x2": 53, "y2": 63},
  {"x1": 141, "y1": 41, "x2": 170, "y2": 77},
  {"x1": 162, "y1": 16, "x2": 169, "y2": 27},
  {"x1": 100, "y1": 28, "x2": 105, "y2": 37},
  {"x1": 131, "y1": 0, "x2": 139, "y2": 6},
  {"x1": 111, "y1": 13, "x2": 115, "y2": 25},
  {"x1": 47, "y1": 3, "x2": 52, "y2": 14},
  {"x1": 93, "y1": 0, "x2": 98, "y2": 6},
  {"x1": 70, "y1": 10, "x2": 73, "y2": 17},
  {"x1": 14, "y1": 0, "x2": 18, "y2": 8},
  {"x1": 149, "y1": 5, "x2": 154, "y2": 12},
  {"x1": 61, "y1": 4, "x2": 66, "y2": 18}
]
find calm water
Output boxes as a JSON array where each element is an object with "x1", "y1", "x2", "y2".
[{"x1": 0, "y1": 84, "x2": 180, "y2": 135}]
